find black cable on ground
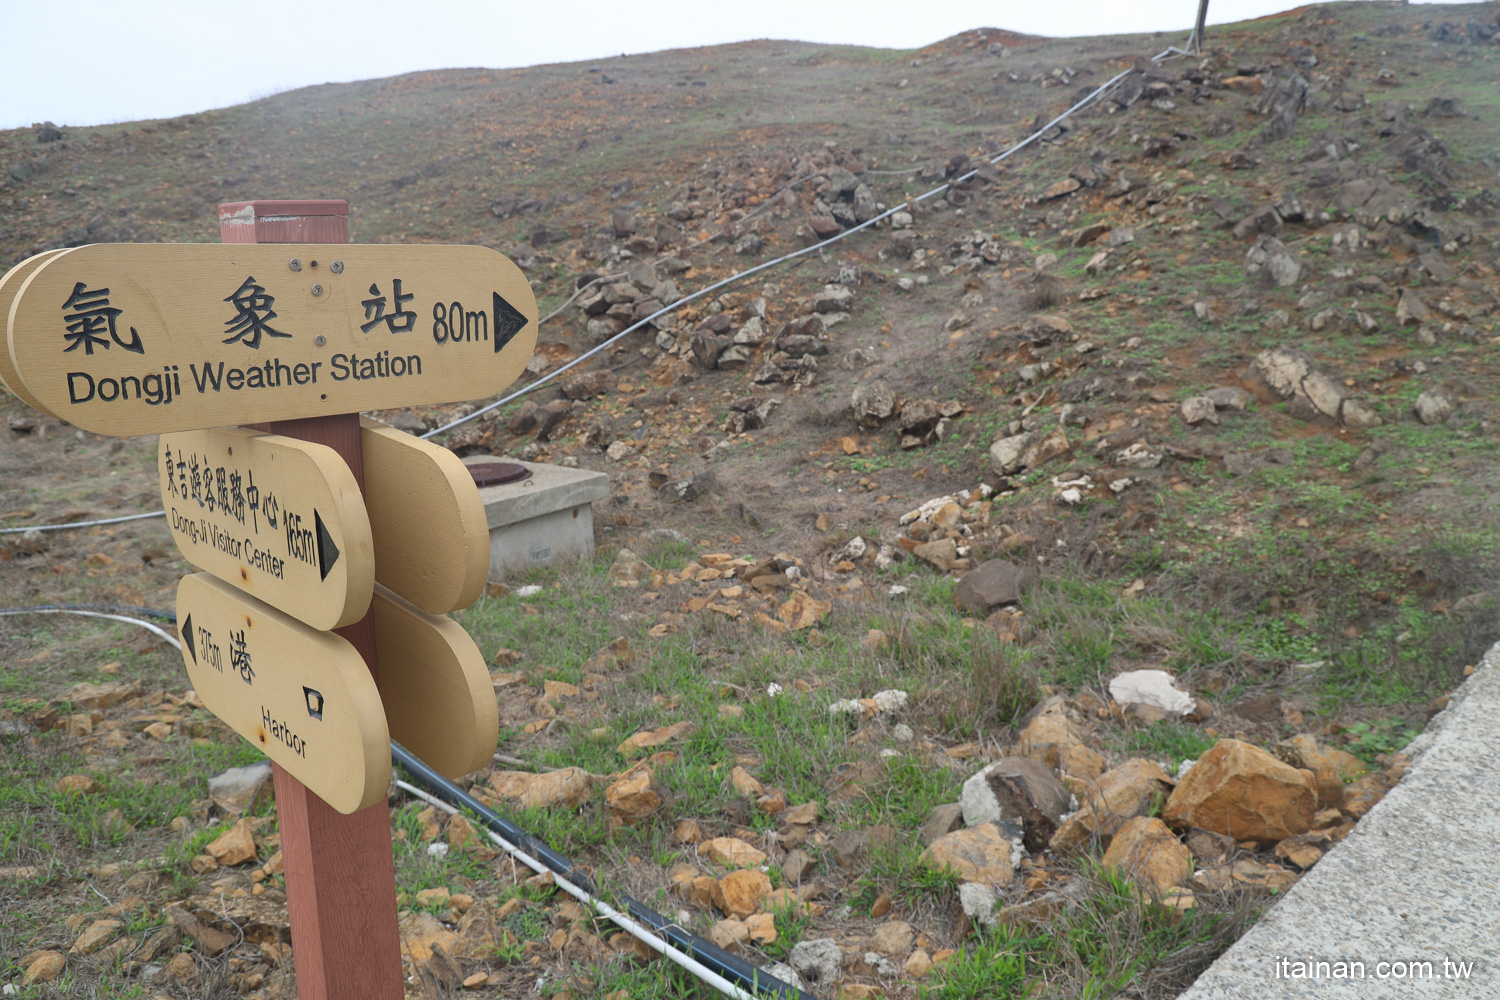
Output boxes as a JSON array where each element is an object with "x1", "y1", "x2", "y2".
[{"x1": 391, "y1": 743, "x2": 813, "y2": 1000}]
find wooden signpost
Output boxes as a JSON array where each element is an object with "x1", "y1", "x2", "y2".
[
  {"x1": 5, "y1": 242, "x2": 537, "y2": 434},
  {"x1": 176, "y1": 573, "x2": 390, "y2": 814},
  {"x1": 157, "y1": 427, "x2": 375, "y2": 630},
  {"x1": 1, "y1": 198, "x2": 535, "y2": 1000}
]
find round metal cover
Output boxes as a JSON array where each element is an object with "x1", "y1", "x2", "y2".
[{"x1": 468, "y1": 461, "x2": 532, "y2": 487}]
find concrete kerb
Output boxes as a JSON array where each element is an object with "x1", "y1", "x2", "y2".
[{"x1": 1181, "y1": 645, "x2": 1500, "y2": 999}]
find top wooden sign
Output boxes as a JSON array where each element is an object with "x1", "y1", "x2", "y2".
[{"x1": 4, "y1": 243, "x2": 538, "y2": 436}]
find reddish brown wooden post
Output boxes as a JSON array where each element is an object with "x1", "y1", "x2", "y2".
[{"x1": 219, "y1": 199, "x2": 404, "y2": 1000}]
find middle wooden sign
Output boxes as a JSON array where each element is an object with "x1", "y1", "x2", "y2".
[{"x1": 158, "y1": 427, "x2": 375, "y2": 631}]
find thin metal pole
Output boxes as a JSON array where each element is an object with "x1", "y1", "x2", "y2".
[{"x1": 1190, "y1": 0, "x2": 1211, "y2": 53}]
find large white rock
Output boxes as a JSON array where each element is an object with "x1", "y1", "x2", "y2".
[{"x1": 1108, "y1": 670, "x2": 1194, "y2": 715}]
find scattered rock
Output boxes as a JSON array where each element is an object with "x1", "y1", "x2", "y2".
[
  {"x1": 166, "y1": 904, "x2": 236, "y2": 956},
  {"x1": 1396, "y1": 287, "x2": 1431, "y2": 326},
  {"x1": 870, "y1": 920, "x2": 914, "y2": 956},
  {"x1": 1274, "y1": 735, "x2": 1345, "y2": 809},
  {"x1": 921, "y1": 803, "x2": 965, "y2": 845},
  {"x1": 205, "y1": 818, "x2": 258, "y2": 866},
  {"x1": 921, "y1": 823, "x2": 1015, "y2": 885},
  {"x1": 952, "y1": 559, "x2": 1029, "y2": 616},
  {"x1": 162, "y1": 951, "x2": 199, "y2": 986},
  {"x1": 788, "y1": 938, "x2": 843, "y2": 987},
  {"x1": 1109, "y1": 670, "x2": 1194, "y2": 716},
  {"x1": 988, "y1": 428, "x2": 1072, "y2": 476},
  {"x1": 70, "y1": 919, "x2": 122, "y2": 955},
  {"x1": 1179, "y1": 396, "x2": 1219, "y2": 426},
  {"x1": 1242, "y1": 346, "x2": 1346, "y2": 424},
  {"x1": 21, "y1": 951, "x2": 65, "y2": 986},
  {"x1": 399, "y1": 910, "x2": 460, "y2": 964},
  {"x1": 1244, "y1": 235, "x2": 1301, "y2": 287},
  {"x1": 61, "y1": 680, "x2": 139, "y2": 710},
  {"x1": 1051, "y1": 759, "x2": 1175, "y2": 852},
  {"x1": 913, "y1": 537, "x2": 958, "y2": 572},
  {"x1": 1163, "y1": 739, "x2": 1316, "y2": 845},
  {"x1": 780, "y1": 849, "x2": 816, "y2": 882},
  {"x1": 778, "y1": 592, "x2": 831, "y2": 630},
  {"x1": 605, "y1": 768, "x2": 662, "y2": 826},
  {"x1": 700, "y1": 837, "x2": 768, "y2": 868},
  {"x1": 1016, "y1": 697, "x2": 1107, "y2": 789},
  {"x1": 959, "y1": 881, "x2": 999, "y2": 928},
  {"x1": 851, "y1": 381, "x2": 897, "y2": 428},
  {"x1": 1413, "y1": 388, "x2": 1455, "y2": 425},
  {"x1": 608, "y1": 549, "x2": 652, "y2": 587},
  {"x1": 52, "y1": 774, "x2": 96, "y2": 795},
  {"x1": 960, "y1": 757, "x2": 1071, "y2": 853},
  {"x1": 713, "y1": 869, "x2": 772, "y2": 919},
  {"x1": 1100, "y1": 816, "x2": 1193, "y2": 894},
  {"x1": 1206, "y1": 386, "x2": 1254, "y2": 410},
  {"x1": 814, "y1": 284, "x2": 854, "y2": 313},
  {"x1": 486, "y1": 768, "x2": 596, "y2": 810},
  {"x1": 208, "y1": 762, "x2": 273, "y2": 817}
]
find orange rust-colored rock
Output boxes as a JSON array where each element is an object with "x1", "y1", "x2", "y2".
[
  {"x1": 920, "y1": 823, "x2": 1014, "y2": 886},
  {"x1": 1051, "y1": 758, "x2": 1174, "y2": 853},
  {"x1": 1015, "y1": 697, "x2": 1105, "y2": 789},
  {"x1": 1164, "y1": 739, "x2": 1316, "y2": 845},
  {"x1": 713, "y1": 869, "x2": 772, "y2": 919},
  {"x1": 605, "y1": 767, "x2": 662, "y2": 826},
  {"x1": 1100, "y1": 816, "x2": 1192, "y2": 895},
  {"x1": 1274, "y1": 735, "x2": 1344, "y2": 810},
  {"x1": 487, "y1": 767, "x2": 596, "y2": 810},
  {"x1": 205, "y1": 818, "x2": 258, "y2": 866},
  {"x1": 700, "y1": 837, "x2": 767, "y2": 868},
  {"x1": 1340, "y1": 770, "x2": 1392, "y2": 821}
]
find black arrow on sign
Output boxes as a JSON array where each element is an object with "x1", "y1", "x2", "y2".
[
  {"x1": 315, "y1": 510, "x2": 340, "y2": 582},
  {"x1": 181, "y1": 613, "x2": 196, "y2": 663},
  {"x1": 493, "y1": 291, "x2": 528, "y2": 354}
]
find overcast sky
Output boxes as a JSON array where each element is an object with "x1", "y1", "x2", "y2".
[{"x1": 0, "y1": 0, "x2": 1476, "y2": 131}]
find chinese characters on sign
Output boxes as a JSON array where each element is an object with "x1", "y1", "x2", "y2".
[
  {"x1": 361, "y1": 279, "x2": 417, "y2": 334},
  {"x1": 222, "y1": 276, "x2": 291, "y2": 348},
  {"x1": 61, "y1": 282, "x2": 144, "y2": 355},
  {"x1": 164, "y1": 444, "x2": 272, "y2": 531}
]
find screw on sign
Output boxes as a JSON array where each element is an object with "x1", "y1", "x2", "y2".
[{"x1": 0, "y1": 200, "x2": 533, "y2": 1000}]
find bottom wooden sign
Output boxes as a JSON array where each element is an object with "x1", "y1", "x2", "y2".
[
  {"x1": 176, "y1": 573, "x2": 390, "y2": 813},
  {"x1": 372, "y1": 584, "x2": 497, "y2": 779}
]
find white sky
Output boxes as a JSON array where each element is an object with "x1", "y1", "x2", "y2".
[{"x1": 0, "y1": 0, "x2": 1477, "y2": 131}]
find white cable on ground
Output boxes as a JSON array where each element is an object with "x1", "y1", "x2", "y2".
[
  {"x1": 0, "y1": 607, "x2": 180, "y2": 649},
  {"x1": 393, "y1": 779, "x2": 765, "y2": 1000},
  {"x1": 0, "y1": 511, "x2": 166, "y2": 535}
]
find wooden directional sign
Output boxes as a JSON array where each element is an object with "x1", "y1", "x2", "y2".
[
  {"x1": 7, "y1": 243, "x2": 538, "y2": 436},
  {"x1": 362, "y1": 418, "x2": 488, "y2": 615},
  {"x1": 0, "y1": 248, "x2": 68, "y2": 414},
  {"x1": 158, "y1": 427, "x2": 374, "y2": 630},
  {"x1": 372, "y1": 584, "x2": 497, "y2": 779},
  {"x1": 175, "y1": 573, "x2": 390, "y2": 814}
]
